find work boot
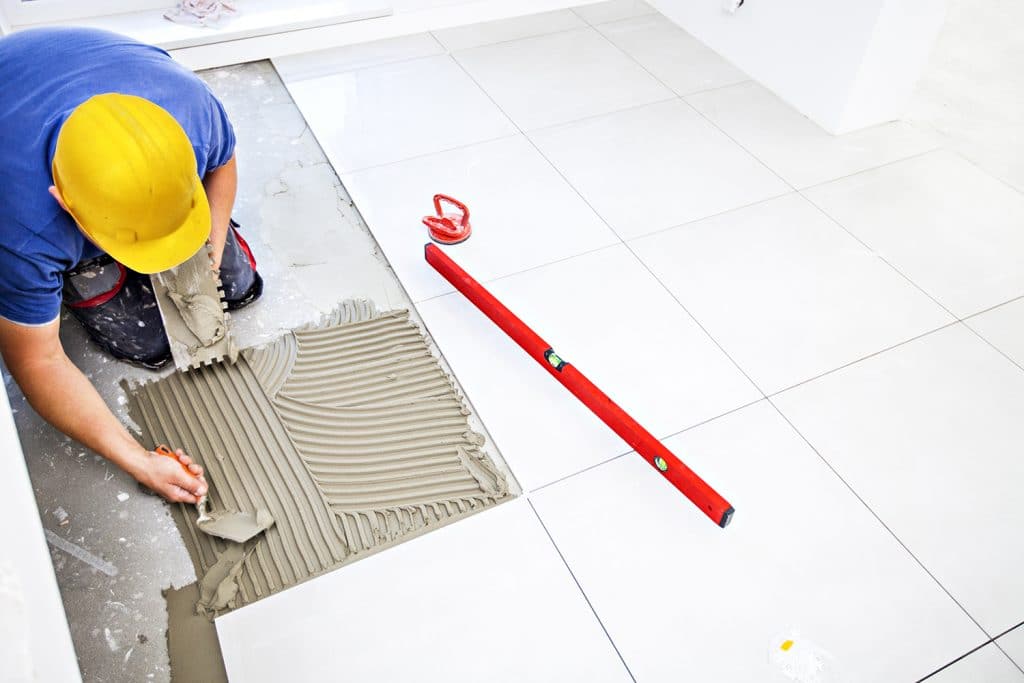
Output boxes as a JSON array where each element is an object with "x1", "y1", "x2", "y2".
[
  {"x1": 220, "y1": 220, "x2": 263, "y2": 311},
  {"x1": 62, "y1": 256, "x2": 171, "y2": 369}
]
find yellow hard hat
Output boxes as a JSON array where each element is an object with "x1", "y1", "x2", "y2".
[{"x1": 52, "y1": 93, "x2": 210, "y2": 274}]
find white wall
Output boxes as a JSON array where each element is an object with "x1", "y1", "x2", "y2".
[
  {"x1": 651, "y1": 0, "x2": 946, "y2": 134},
  {"x1": 0, "y1": 5, "x2": 12, "y2": 35}
]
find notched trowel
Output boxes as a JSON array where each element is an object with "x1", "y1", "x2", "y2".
[
  {"x1": 151, "y1": 244, "x2": 239, "y2": 371},
  {"x1": 156, "y1": 445, "x2": 275, "y2": 544}
]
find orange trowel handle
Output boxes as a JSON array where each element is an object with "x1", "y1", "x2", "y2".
[{"x1": 154, "y1": 444, "x2": 193, "y2": 476}]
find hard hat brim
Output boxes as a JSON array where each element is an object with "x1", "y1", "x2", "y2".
[{"x1": 97, "y1": 180, "x2": 212, "y2": 275}]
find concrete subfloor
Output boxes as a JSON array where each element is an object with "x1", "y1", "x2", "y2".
[{"x1": 1, "y1": 60, "x2": 472, "y2": 682}]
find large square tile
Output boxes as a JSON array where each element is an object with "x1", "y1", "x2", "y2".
[
  {"x1": 687, "y1": 81, "x2": 938, "y2": 188},
  {"x1": 531, "y1": 402, "x2": 984, "y2": 682},
  {"x1": 432, "y1": 10, "x2": 585, "y2": 51},
  {"x1": 598, "y1": 14, "x2": 748, "y2": 96},
  {"x1": 272, "y1": 33, "x2": 444, "y2": 81},
  {"x1": 926, "y1": 645, "x2": 1024, "y2": 682},
  {"x1": 804, "y1": 151, "x2": 1024, "y2": 317},
  {"x1": 454, "y1": 27, "x2": 673, "y2": 130},
  {"x1": 774, "y1": 324, "x2": 1024, "y2": 635},
  {"x1": 531, "y1": 99, "x2": 790, "y2": 239},
  {"x1": 341, "y1": 136, "x2": 619, "y2": 302},
  {"x1": 217, "y1": 500, "x2": 631, "y2": 683},
  {"x1": 282, "y1": 54, "x2": 516, "y2": 173},
  {"x1": 966, "y1": 298, "x2": 1024, "y2": 368},
  {"x1": 630, "y1": 194, "x2": 954, "y2": 393},
  {"x1": 573, "y1": 0, "x2": 655, "y2": 25},
  {"x1": 416, "y1": 245, "x2": 760, "y2": 490},
  {"x1": 1001, "y1": 625, "x2": 1024, "y2": 672}
]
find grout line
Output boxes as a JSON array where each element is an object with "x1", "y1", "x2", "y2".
[
  {"x1": 765, "y1": 320, "x2": 960, "y2": 398},
  {"x1": 526, "y1": 499, "x2": 639, "y2": 683},
  {"x1": 767, "y1": 400, "x2": 994, "y2": 642},
  {"x1": 915, "y1": 639, "x2": 998, "y2": 682},
  {"x1": 431, "y1": 14, "x2": 589, "y2": 53},
  {"x1": 528, "y1": 396, "x2": 765, "y2": 495},
  {"x1": 333, "y1": 129, "x2": 521, "y2": 177},
  {"x1": 961, "y1": 294, "x2": 1024, "y2": 322},
  {"x1": 961, "y1": 322, "x2": 1024, "y2": 375},
  {"x1": 795, "y1": 147, "x2": 941, "y2": 193},
  {"x1": 571, "y1": 4, "x2": 659, "y2": 28}
]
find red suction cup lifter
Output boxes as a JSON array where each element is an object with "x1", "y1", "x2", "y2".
[
  {"x1": 424, "y1": 244, "x2": 734, "y2": 528},
  {"x1": 423, "y1": 194, "x2": 472, "y2": 245}
]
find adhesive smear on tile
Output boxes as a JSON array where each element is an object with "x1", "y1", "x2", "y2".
[
  {"x1": 769, "y1": 630, "x2": 847, "y2": 683},
  {"x1": 128, "y1": 300, "x2": 512, "y2": 618}
]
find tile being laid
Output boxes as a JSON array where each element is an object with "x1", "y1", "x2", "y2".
[
  {"x1": 217, "y1": 499, "x2": 632, "y2": 683},
  {"x1": 598, "y1": 14, "x2": 748, "y2": 96},
  {"x1": 432, "y1": 10, "x2": 585, "y2": 51},
  {"x1": 416, "y1": 244, "x2": 760, "y2": 491},
  {"x1": 281, "y1": 54, "x2": 516, "y2": 173},
  {"x1": 687, "y1": 81, "x2": 938, "y2": 188},
  {"x1": 531, "y1": 402, "x2": 986, "y2": 682},
  {"x1": 531, "y1": 99, "x2": 789, "y2": 239},
  {"x1": 803, "y1": 151, "x2": 1024, "y2": 318},
  {"x1": 573, "y1": 0, "x2": 656, "y2": 25},
  {"x1": 966, "y1": 297, "x2": 1024, "y2": 368},
  {"x1": 630, "y1": 194, "x2": 954, "y2": 394},
  {"x1": 454, "y1": 27, "x2": 673, "y2": 131},
  {"x1": 774, "y1": 324, "x2": 1024, "y2": 635},
  {"x1": 925, "y1": 644, "x2": 1024, "y2": 683},
  {"x1": 272, "y1": 33, "x2": 444, "y2": 82},
  {"x1": 340, "y1": 135, "x2": 619, "y2": 302}
]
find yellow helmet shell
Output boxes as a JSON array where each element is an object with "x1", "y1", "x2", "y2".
[{"x1": 52, "y1": 93, "x2": 210, "y2": 274}]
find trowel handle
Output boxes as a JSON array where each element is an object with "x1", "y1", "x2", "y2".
[{"x1": 154, "y1": 444, "x2": 194, "y2": 476}]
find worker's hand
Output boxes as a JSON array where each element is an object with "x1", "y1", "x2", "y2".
[{"x1": 140, "y1": 448, "x2": 208, "y2": 504}]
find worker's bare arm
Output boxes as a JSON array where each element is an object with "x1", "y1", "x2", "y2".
[
  {"x1": 0, "y1": 316, "x2": 207, "y2": 502},
  {"x1": 204, "y1": 154, "x2": 237, "y2": 270}
]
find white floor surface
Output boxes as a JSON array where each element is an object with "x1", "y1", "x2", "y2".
[{"x1": 216, "y1": 2, "x2": 1024, "y2": 680}]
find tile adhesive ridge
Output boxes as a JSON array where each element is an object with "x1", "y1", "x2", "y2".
[{"x1": 127, "y1": 300, "x2": 512, "y2": 620}]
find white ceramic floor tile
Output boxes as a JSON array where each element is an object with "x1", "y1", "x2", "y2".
[
  {"x1": 926, "y1": 645, "x2": 1024, "y2": 683},
  {"x1": 966, "y1": 298, "x2": 1024, "y2": 368},
  {"x1": 630, "y1": 194, "x2": 954, "y2": 393},
  {"x1": 803, "y1": 151, "x2": 1024, "y2": 318},
  {"x1": 340, "y1": 136, "x2": 619, "y2": 302},
  {"x1": 454, "y1": 27, "x2": 673, "y2": 131},
  {"x1": 1001, "y1": 626, "x2": 1024, "y2": 672},
  {"x1": 283, "y1": 55, "x2": 516, "y2": 173},
  {"x1": 687, "y1": 81, "x2": 938, "y2": 188},
  {"x1": 573, "y1": 0, "x2": 655, "y2": 25},
  {"x1": 531, "y1": 99, "x2": 789, "y2": 239},
  {"x1": 416, "y1": 245, "x2": 760, "y2": 490},
  {"x1": 272, "y1": 33, "x2": 444, "y2": 82},
  {"x1": 774, "y1": 324, "x2": 1024, "y2": 635},
  {"x1": 217, "y1": 500, "x2": 631, "y2": 683},
  {"x1": 598, "y1": 14, "x2": 748, "y2": 96},
  {"x1": 432, "y1": 10, "x2": 585, "y2": 51},
  {"x1": 531, "y1": 402, "x2": 985, "y2": 682}
]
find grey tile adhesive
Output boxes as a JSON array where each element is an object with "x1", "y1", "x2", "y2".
[{"x1": 126, "y1": 301, "x2": 514, "y2": 679}]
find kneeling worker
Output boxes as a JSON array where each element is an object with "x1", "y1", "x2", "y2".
[{"x1": 0, "y1": 28, "x2": 264, "y2": 502}]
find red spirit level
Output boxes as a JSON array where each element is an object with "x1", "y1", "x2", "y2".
[{"x1": 425, "y1": 243, "x2": 734, "y2": 528}]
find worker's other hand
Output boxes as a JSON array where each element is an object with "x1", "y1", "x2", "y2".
[{"x1": 141, "y1": 448, "x2": 208, "y2": 503}]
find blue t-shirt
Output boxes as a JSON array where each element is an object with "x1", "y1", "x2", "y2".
[{"x1": 0, "y1": 27, "x2": 236, "y2": 325}]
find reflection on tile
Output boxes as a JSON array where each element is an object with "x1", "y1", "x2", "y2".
[
  {"x1": 966, "y1": 298, "x2": 1024, "y2": 369},
  {"x1": 573, "y1": 0, "x2": 655, "y2": 25},
  {"x1": 341, "y1": 136, "x2": 619, "y2": 302},
  {"x1": 531, "y1": 99, "x2": 789, "y2": 239},
  {"x1": 775, "y1": 325, "x2": 1024, "y2": 635},
  {"x1": 631, "y1": 194, "x2": 953, "y2": 393},
  {"x1": 283, "y1": 55, "x2": 516, "y2": 173},
  {"x1": 433, "y1": 10, "x2": 584, "y2": 51},
  {"x1": 531, "y1": 402, "x2": 985, "y2": 682},
  {"x1": 455, "y1": 28, "x2": 673, "y2": 130},
  {"x1": 804, "y1": 151, "x2": 1024, "y2": 317},
  {"x1": 925, "y1": 644, "x2": 1024, "y2": 683},
  {"x1": 218, "y1": 500, "x2": 632, "y2": 683},
  {"x1": 687, "y1": 81, "x2": 938, "y2": 188},
  {"x1": 598, "y1": 14, "x2": 748, "y2": 96},
  {"x1": 272, "y1": 33, "x2": 444, "y2": 82},
  {"x1": 416, "y1": 245, "x2": 760, "y2": 490}
]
